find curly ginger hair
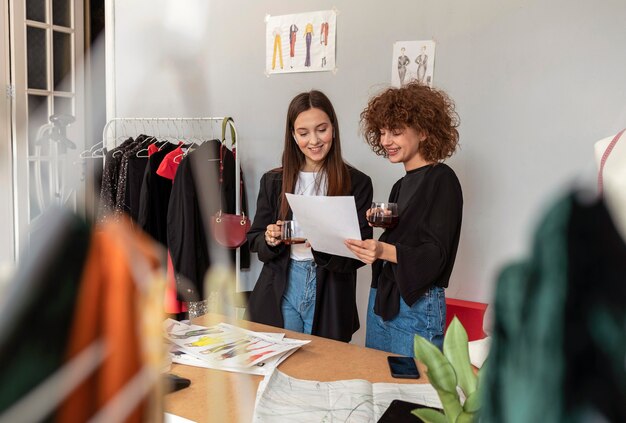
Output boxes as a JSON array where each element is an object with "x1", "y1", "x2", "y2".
[{"x1": 360, "y1": 82, "x2": 460, "y2": 162}]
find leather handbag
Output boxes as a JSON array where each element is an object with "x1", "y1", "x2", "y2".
[{"x1": 209, "y1": 117, "x2": 250, "y2": 248}]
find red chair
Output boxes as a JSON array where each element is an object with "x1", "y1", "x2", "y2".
[{"x1": 445, "y1": 297, "x2": 488, "y2": 341}]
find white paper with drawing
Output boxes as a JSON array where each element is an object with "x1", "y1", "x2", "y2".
[
  {"x1": 253, "y1": 370, "x2": 442, "y2": 422},
  {"x1": 285, "y1": 194, "x2": 362, "y2": 259}
]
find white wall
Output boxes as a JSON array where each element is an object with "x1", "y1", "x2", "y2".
[{"x1": 111, "y1": 0, "x2": 626, "y2": 345}]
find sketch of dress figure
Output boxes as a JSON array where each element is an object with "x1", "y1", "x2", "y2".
[
  {"x1": 289, "y1": 24, "x2": 298, "y2": 68},
  {"x1": 415, "y1": 46, "x2": 428, "y2": 83},
  {"x1": 397, "y1": 47, "x2": 410, "y2": 86},
  {"x1": 320, "y1": 22, "x2": 329, "y2": 67},
  {"x1": 304, "y1": 23, "x2": 313, "y2": 67}
]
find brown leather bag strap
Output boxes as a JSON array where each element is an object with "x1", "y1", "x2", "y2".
[{"x1": 217, "y1": 118, "x2": 245, "y2": 218}]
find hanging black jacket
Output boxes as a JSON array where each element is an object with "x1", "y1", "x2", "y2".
[
  {"x1": 167, "y1": 140, "x2": 250, "y2": 301},
  {"x1": 245, "y1": 166, "x2": 373, "y2": 342},
  {"x1": 137, "y1": 142, "x2": 177, "y2": 247}
]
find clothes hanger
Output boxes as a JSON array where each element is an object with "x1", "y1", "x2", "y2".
[
  {"x1": 111, "y1": 121, "x2": 133, "y2": 158},
  {"x1": 171, "y1": 120, "x2": 188, "y2": 164},
  {"x1": 79, "y1": 139, "x2": 107, "y2": 159},
  {"x1": 188, "y1": 119, "x2": 201, "y2": 145},
  {"x1": 135, "y1": 119, "x2": 153, "y2": 158}
]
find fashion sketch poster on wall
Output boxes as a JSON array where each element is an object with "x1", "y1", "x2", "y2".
[
  {"x1": 391, "y1": 40, "x2": 436, "y2": 87},
  {"x1": 265, "y1": 10, "x2": 337, "y2": 75}
]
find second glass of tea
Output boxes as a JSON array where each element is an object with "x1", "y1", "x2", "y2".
[
  {"x1": 367, "y1": 202, "x2": 398, "y2": 228},
  {"x1": 281, "y1": 220, "x2": 307, "y2": 245}
]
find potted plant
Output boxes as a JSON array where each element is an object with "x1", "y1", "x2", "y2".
[{"x1": 412, "y1": 317, "x2": 482, "y2": 423}]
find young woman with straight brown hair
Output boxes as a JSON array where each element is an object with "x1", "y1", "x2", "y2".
[{"x1": 246, "y1": 90, "x2": 373, "y2": 342}]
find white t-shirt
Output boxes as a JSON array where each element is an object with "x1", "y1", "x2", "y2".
[{"x1": 290, "y1": 171, "x2": 327, "y2": 261}]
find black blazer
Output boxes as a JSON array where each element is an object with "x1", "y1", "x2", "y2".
[{"x1": 245, "y1": 166, "x2": 373, "y2": 342}]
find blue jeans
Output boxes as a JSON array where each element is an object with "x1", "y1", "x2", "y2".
[
  {"x1": 366, "y1": 286, "x2": 446, "y2": 356},
  {"x1": 281, "y1": 259, "x2": 317, "y2": 334}
]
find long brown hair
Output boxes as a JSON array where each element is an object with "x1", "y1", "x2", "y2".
[{"x1": 278, "y1": 90, "x2": 351, "y2": 220}]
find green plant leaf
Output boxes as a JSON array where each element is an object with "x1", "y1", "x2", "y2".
[
  {"x1": 455, "y1": 411, "x2": 475, "y2": 423},
  {"x1": 463, "y1": 389, "x2": 480, "y2": 413},
  {"x1": 437, "y1": 389, "x2": 463, "y2": 423},
  {"x1": 443, "y1": 317, "x2": 477, "y2": 397},
  {"x1": 412, "y1": 408, "x2": 448, "y2": 423},
  {"x1": 414, "y1": 335, "x2": 458, "y2": 393}
]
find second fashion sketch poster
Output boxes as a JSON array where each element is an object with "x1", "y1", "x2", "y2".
[
  {"x1": 266, "y1": 10, "x2": 336, "y2": 74},
  {"x1": 391, "y1": 40, "x2": 436, "y2": 87}
]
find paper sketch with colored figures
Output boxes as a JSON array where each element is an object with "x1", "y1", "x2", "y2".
[
  {"x1": 266, "y1": 10, "x2": 336, "y2": 74},
  {"x1": 164, "y1": 319, "x2": 309, "y2": 373}
]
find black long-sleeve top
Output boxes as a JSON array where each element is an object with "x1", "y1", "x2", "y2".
[
  {"x1": 372, "y1": 163, "x2": 463, "y2": 321},
  {"x1": 245, "y1": 165, "x2": 373, "y2": 341}
]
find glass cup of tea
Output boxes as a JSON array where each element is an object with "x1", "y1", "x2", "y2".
[
  {"x1": 281, "y1": 220, "x2": 307, "y2": 245},
  {"x1": 367, "y1": 202, "x2": 399, "y2": 228}
]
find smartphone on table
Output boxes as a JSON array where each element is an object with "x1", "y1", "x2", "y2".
[
  {"x1": 377, "y1": 399, "x2": 434, "y2": 423},
  {"x1": 387, "y1": 355, "x2": 420, "y2": 379}
]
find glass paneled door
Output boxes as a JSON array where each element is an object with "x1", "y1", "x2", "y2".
[{"x1": 9, "y1": 0, "x2": 84, "y2": 258}]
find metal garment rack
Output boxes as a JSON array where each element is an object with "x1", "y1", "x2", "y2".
[{"x1": 101, "y1": 117, "x2": 243, "y2": 291}]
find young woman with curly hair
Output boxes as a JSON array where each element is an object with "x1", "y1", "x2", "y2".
[
  {"x1": 246, "y1": 90, "x2": 373, "y2": 342},
  {"x1": 345, "y1": 81, "x2": 463, "y2": 353}
]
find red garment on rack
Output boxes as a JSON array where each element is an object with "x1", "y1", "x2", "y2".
[
  {"x1": 147, "y1": 143, "x2": 160, "y2": 157},
  {"x1": 156, "y1": 143, "x2": 184, "y2": 180}
]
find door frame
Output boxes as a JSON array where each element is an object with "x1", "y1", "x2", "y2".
[{"x1": 0, "y1": 0, "x2": 15, "y2": 263}]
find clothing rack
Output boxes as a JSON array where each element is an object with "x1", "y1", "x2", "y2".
[
  {"x1": 101, "y1": 117, "x2": 244, "y2": 292},
  {"x1": 101, "y1": 117, "x2": 241, "y2": 215}
]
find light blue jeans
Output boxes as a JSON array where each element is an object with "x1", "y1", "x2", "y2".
[
  {"x1": 281, "y1": 259, "x2": 317, "y2": 334},
  {"x1": 366, "y1": 286, "x2": 446, "y2": 356}
]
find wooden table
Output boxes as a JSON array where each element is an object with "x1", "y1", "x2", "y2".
[{"x1": 165, "y1": 314, "x2": 430, "y2": 422}]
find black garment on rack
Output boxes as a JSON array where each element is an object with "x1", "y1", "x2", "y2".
[
  {"x1": 137, "y1": 142, "x2": 177, "y2": 247},
  {"x1": 98, "y1": 137, "x2": 134, "y2": 219},
  {"x1": 115, "y1": 134, "x2": 150, "y2": 215},
  {"x1": 123, "y1": 140, "x2": 154, "y2": 222},
  {"x1": 0, "y1": 209, "x2": 91, "y2": 417},
  {"x1": 167, "y1": 140, "x2": 250, "y2": 301}
]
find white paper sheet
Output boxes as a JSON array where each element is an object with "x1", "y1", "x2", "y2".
[
  {"x1": 285, "y1": 194, "x2": 362, "y2": 259},
  {"x1": 468, "y1": 336, "x2": 491, "y2": 368},
  {"x1": 253, "y1": 370, "x2": 442, "y2": 422},
  {"x1": 164, "y1": 413, "x2": 196, "y2": 423}
]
